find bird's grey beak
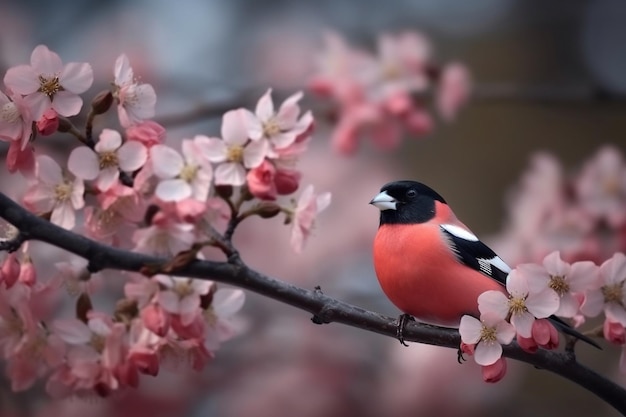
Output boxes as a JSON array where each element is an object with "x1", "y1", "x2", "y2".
[{"x1": 370, "y1": 190, "x2": 397, "y2": 211}]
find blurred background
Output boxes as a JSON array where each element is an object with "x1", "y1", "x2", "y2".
[{"x1": 1, "y1": 0, "x2": 626, "y2": 416}]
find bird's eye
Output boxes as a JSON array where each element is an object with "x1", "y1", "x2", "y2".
[{"x1": 406, "y1": 189, "x2": 417, "y2": 199}]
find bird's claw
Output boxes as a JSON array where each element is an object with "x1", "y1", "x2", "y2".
[
  {"x1": 396, "y1": 314, "x2": 415, "y2": 347},
  {"x1": 457, "y1": 347, "x2": 466, "y2": 364}
]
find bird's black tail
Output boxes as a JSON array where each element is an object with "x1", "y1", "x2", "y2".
[{"x1": 549, "y1": 315, "x2": 601, "y2": 349}]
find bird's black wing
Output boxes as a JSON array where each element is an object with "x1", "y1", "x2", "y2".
[{"x1": 440, "y1": 224, "x2": 510, "y2": 286}]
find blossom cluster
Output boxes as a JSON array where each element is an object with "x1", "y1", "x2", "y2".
[
  {"x1": 309, "y1": 31, "x2": 471, "y2": 154},
  {"x1": 493, "y1": 145, "x2": 626, "y2": 266},
  {"x1": 0, "y1": 45, "x2": 331, "y2": 397},
  {"x1": 460, "y1": 250, "x2": 626, "y2": 382}
]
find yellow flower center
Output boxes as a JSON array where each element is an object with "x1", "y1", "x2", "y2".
[
  {"x1": 480, "y1": 325, "x2": 498, "y2": 343},
  {"x1": 602, "y1": 283, "x2": 624, "y2": 305},
  {"x1": 549, "y1": 275, "x2": 570, "y2": 297},
  {"x1": 99, "y1": 151, "x2": 119, "y2": 169},
  {"x1": 90, "y1": 333, "x2": 106, "y2": 353},
  {"x1": 38, "y1": 75, "x2": 62, "y2": 98},
  {"x1": 227, "y1": 145, "x2": 244, "y2": 163},
  {"x1": 174, "y1": 280, "x2": 194, "y2": 298},
  {"x1": 179, "y1": 164, "x2": 199, "y2": 182},
  {"x1": 508, "y1": 297, "x2": 527, "y2": 316},
  {"x1": 262, "y1": 119, "x2": 281, "y2": 137},
  {"x1": 54, "y1": 181, "x2": 73, "y2": 202}
]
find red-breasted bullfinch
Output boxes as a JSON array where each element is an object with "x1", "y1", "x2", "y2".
[{"x1": 370, "y1": 180, "x2": 599, "y2": 348}]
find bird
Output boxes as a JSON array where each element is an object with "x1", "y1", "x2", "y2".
[{"x1": 370, "y1": 180, "x2": 600, "y2": 349}]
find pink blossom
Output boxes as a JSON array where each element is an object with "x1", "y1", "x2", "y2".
[
  {"x1": 151, "y1": 137, "x2": 213, "y2": 202},
  {"x1": 459, "y1": 312, "x2": 515, "y2": 366},
  {"x1": 197, "y1": 109, "x2": 268, "y2": 186},
  {"x1": 0, "y1": 283, "x2": 36, "y2": 358},
  {"x1": 155, "y1": 275, "x2": 213, "y2": 326},
  {"x1": 54, "y1": 257, "x2": 102, "y2": 297},
  {"x1": 5, "y1": 331, "x2": 65, "y2": 391},
  {"x1": 141, "y1": 303, "x2": 170, "y2": 337},
  {"x1": 247, "y1": 159, "x2": 278, "y2": 200},
  {"x1": 4, "y1": 45, "x2": 93, "y2": 119},
  {"x1": 245, "y1": 89, "x2": 313, "y2": 149},
  {"x1": 517, "y1": 319, "x2": 559, "y2": 353},
  {"x1": 539, "y1": 251, "x2": 598, "y2": 317},
  {"x1": 437, "y1": 63, "x2": 471, "y2": 121},
  {"x1": 481, "y1": 357, "x2": 507, "y2": 383},
  {"x1": 478, "y1": 267, "x2": 560, "y2": 337},
  {"x1": 203, "y1": 288, "x2": 245, "y2": 351},
  {"x1": 0, "y1": 90, "x2": 32, "y2": 148},
  {"x1": 290, "y1": 185, "x2": 331, "y2": 253},
  {"x1": 36, "y1": 108, "x2": 59, "y2": 135},
  {"x1": 581, "y1": 253, "x2": 626, "y2": 325},
  {"x1": 132, "y1": 214, "x2": 195, "y2": 257},
  {"x1": 603, "y1": 319, "x2": 625, "y2": 345},
  {"x1": 22, "y1": 155, "x2": 84, "y2": 230},
  {"x1": 576, "y1": 145, "x2": 626, "y2": 227},
  {"x1": 126, "y1": 120, "x2": 166, "y2": 147},
  {"x1": 0, "y1": 252, "x2": 20, "y2": 288},
  {"x1": 68, "y1": 128, "x2": 147, "y2": 191},
  {"x1": 6, "y1": 140, "x2": 35, "y2": 175},
  {"x1": 112, "y1": 54, "x2": 156, "y2": 127}
]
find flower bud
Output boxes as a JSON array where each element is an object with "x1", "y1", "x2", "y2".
[
  {"x1": 91, "y1": 90, "x2": 114, "y2": 115},
  {"x1": 482, "y1": 357, "x2": 507, "y2": 383},
  {"x1": 36, "y1": 109, "x2": 59, "y2": 135},
  {"x1": 256, "y1": 201, "x2": 281, "y2": 219}
]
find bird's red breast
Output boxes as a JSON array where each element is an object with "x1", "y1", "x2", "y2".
[{"x1": 373, "y1": 202, "x2": 507, "y2": 327}]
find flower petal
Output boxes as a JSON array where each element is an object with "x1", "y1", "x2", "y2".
[
  {"x1": 215, "y1": 162, "x2": 246, "y2": 186},
  {"x1": 212, "y1": 289, "x2": 245, "y2": 318},
  {"x1": 459, "y1": 315, "x2": 482, "y2": 344},
  {"x1": 68, "y1": 147, "x2": 99, "y2": 180},
  {"x1": 474, "y1": 341, "x2": 502, "y2": 366},
  {"x1": 255, "y1": 88, "x2": 274, "y2": 121},
  {"x1": 118, "y1": 140, "x2": 147, "y2": 172},
  {"x1": 221, "y1": 109, "x2": 249, "y2": 146},
  {"x1": 59, "y1": 62, "x2": 93, "y2": 94},
  {"x1": 51, "y1": 91, "x2": 83, "y2": 117},
  {"x1": 478, "y1": 291, "x2": 510, "y2": 319},
  {"x1": 155, "y1": 179, "x2": 192, "y2": 202}
]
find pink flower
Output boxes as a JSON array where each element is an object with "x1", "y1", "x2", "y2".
[
  {"x1": 54, "y1": 257, "x2": 102, "y2": 296},
  {"x1": 0, "y1": 252, "x2": 20, "y2": 288},
  {"x1": 132, "y1": 214, "x2": 195, "y2": 257},
  {"x1": 36, "y1": 108, "x2": 59, "y2": 135},
  {"x1": 576, "y1": 145, "x2": 626, "y2": 227},
  {"x1": 112, "y1": 54, "x2": 157, "y2": 127},
  {"x1": 290, "y1": 185, "x2": 331, "y2": 253},
  {"x1": 540, "y1": 251, "x2": 598, "y2": 317},
  {"x1": 22, "y1": 155, "x2": 85, "y2": 230},
  {"x1": 126, "y1": 120, "x2": 165, "y2": 147},
  {"x1": 140, "y1": 303, "x2": 170, "y2": 337},
  {"x1": 603, "y1": 319, "x2": 625, "y2": 345},
  {"x1": 197, "y1": 109, "x2": 268, "y2": 186},
  {"x1": 6, "y1": 140, "x2": 35, "y2": 175},
  {"x1": 155, "y1": 275, "x2": 213, "y2": 326},
  {"x1": 245, "y1": 89, "x2": 313, "y2": 149},
  {"x1": 0, "y1": 283, "x2": 36, "y2": 358},
  {"x1": 247, "y1": 159, "x2": 278, "y2": 200},
  {"x1": 481, "y1": 357, "x2": 507, "y2": 383},
  {"x1": 478, "y1": 267, "x2": 560, "y2": 337},
  {"x1": 203, "y1": 288, "x2": 245, "y2": 351},
  {"x1": 517, "y1": 319, "x2": 559, "y2": 352},
  {"x1": 151, "y1": 137, "x2": 213, "y2": 202},
  {"x1": 68, "y1": 128, "x2": 147, "y2": 191},
  {"x1": 581, "y1": 253, "x2": 626, "y2": 325},
  {"x1": 437, "y1": 63, "x2": 471, "y2": 121},
  {"x1": 0, "y1": 90, "x2": 32, "y2": 148},
  {"x1": 459, "y1": 312, "x2": 515, "y2": 366},
  {"x1": 4, "y1": 45, "x2": 93, "y2": 119}
]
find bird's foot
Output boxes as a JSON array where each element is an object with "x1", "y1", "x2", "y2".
[
  {"x1": 396, "y1": 314, "x2": 415, "y2": 347},
  {"x1": 457, "y1": 347, "x2": 466, "y2": 364}
]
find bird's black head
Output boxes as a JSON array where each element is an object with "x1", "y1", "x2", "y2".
[{"x1": 369, "y1": 180, "x2": 447, "y2": 225}]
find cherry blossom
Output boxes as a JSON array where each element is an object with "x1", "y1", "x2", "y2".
[
  {"x1": 0, "y1": 90, "x2": 32, "y2": 149},
  {"x1": 6, "y1": 140, "x2": 35, "y2": 175},
  {"x1": 290, "y1": 185, "x2": 332, "y2": 253},
  {"x1": 576, "y1": 145, "x2": 626, "y2": 228},
  {"x1": 478, "y1": 267, "x2": 560, "y2": 337},
  {"x1": 581, "y1": 252, "x2": 626, "y2": 326},
  {"x1": 437, "y1": 63, "x2": 472, "y2": 121},
  {"x1": 203, "y1": 288, "x2": 245, "y2": 351},
  {"x1": 4, "y1": 45, "x2": 93, "y2": 119},
  {"x1": 539, "y1": 251, "x2": 598, "y2": 317},
  {"x1": 112, "y1": 54, "x2": 157, "y2": 127},
  {"x1": 459, "y1": 312, "x2": 515, "y2": 366},
  {"x1": 68, "y1": 128, "x2": 147, "y2": 191},
  {"x1": 54, "y1": 257, "x2": 102, "y2": 297},
  {"x1": 197, "y1": 109, "x2": 268, "y2": 186},
  {"x1": 132, "y1": 213, "x2": 195, "y2": 257},
  {"x1": 155, "y1": 275, "x2": 213, "y2": 326},
  {"x1": 245, "y1": 89, "x2": 313, "y2": 149},
  {"x1": 22, "y1": 155, "x2": 85, "y2": 230},
  {"x1": 151, "y1": 137, "x2": 213, "y2": 202}
]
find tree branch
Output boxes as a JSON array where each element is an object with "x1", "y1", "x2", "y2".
[{"x1": 0, "y1": 191, "x2": 624, "y2": 415}]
